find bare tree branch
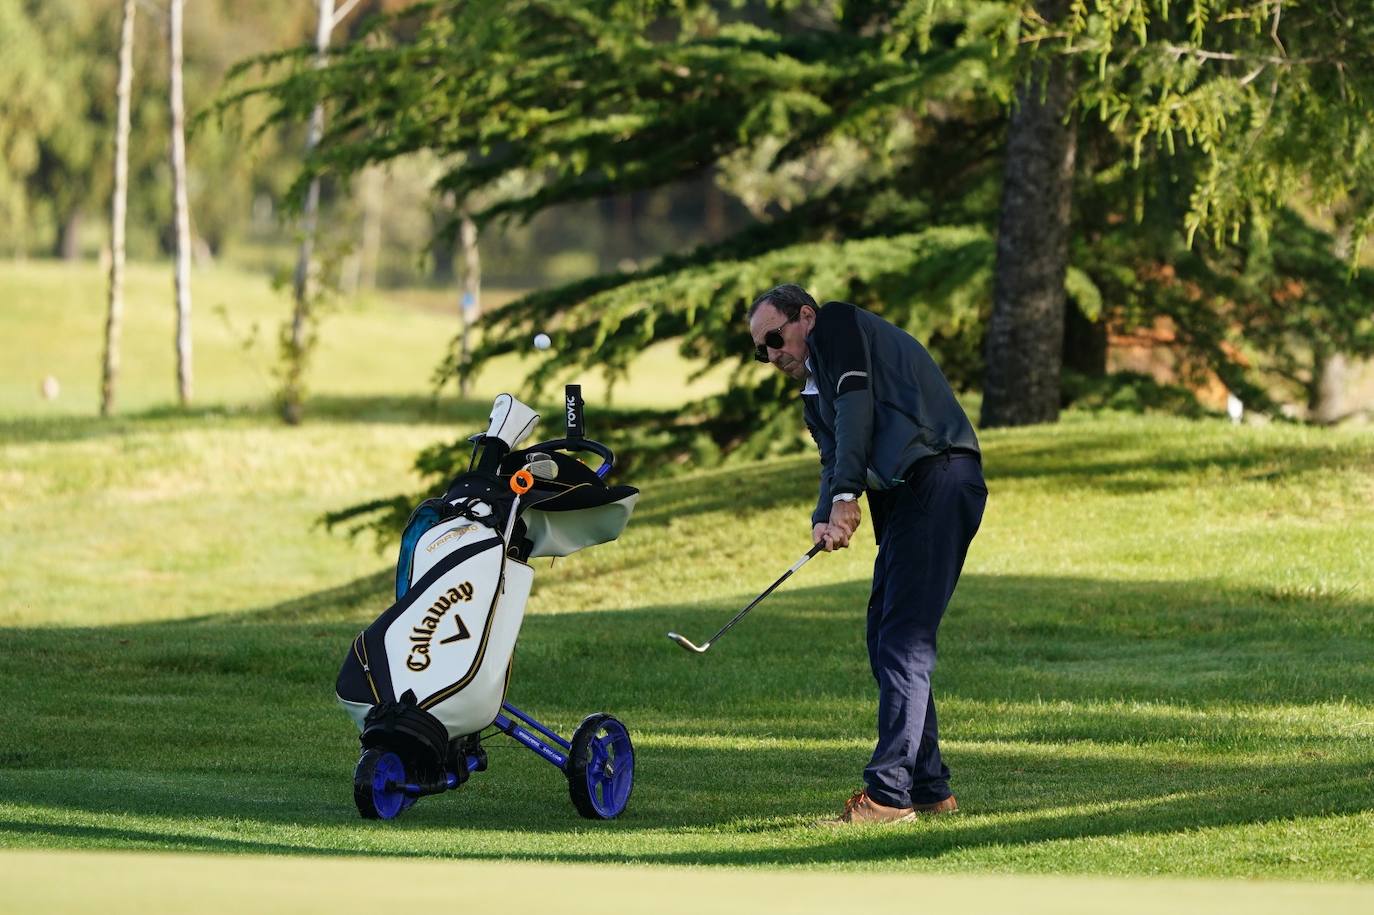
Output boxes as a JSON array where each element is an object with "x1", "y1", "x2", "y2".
[
  {"x1": 1162, "y1": 44, "x2": 1321, "y2": 66},
  {"x1": 332, "y1": 0, "x2": 364, "y2": 30},
  {"x1": 1270, "y1": 0, "x2": 1287, "y2": 58}
]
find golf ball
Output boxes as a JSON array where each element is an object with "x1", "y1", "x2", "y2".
[{"x1": 533, "y1": 333, "x2": 551, "y2": 350}]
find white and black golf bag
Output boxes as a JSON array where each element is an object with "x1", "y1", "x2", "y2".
[{"x1": 334, "y1": 392, "x2": 638, "y2": 783}]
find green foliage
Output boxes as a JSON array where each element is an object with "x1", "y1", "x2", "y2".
[
  {"x1": 228, "y1": 0, "x2": 1374, "y2": 462},
  {"x1": 1062, "y1": 369, "x2": 1212, "y2": 417},
  {"x1": 0, "y1": 0, "x2": 315, "y2": 258},
  {"x1": 1075, "y1": 135, "x2": 1374, "y2": 413},
  {"x1": 0, "y1": 0, "x2": 107, "y2": 252},
  {"x1": 457, "y1": 226, "x2": 994, "y2": 393},
  {"x1": 1061, "y1": 0, "x2": 1374, "y2": 255},
  {"x1": 227, "y1": 0, "x2": 1014, "y2": 465}
]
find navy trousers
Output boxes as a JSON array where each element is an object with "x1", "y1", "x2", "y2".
[{"x1": 862, "y1": 451, "x2": 986, "y2": 808}]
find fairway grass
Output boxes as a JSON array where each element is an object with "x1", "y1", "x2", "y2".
[
  {"x1": 3, "y1": 258, "x2": 1373, "y2": 881},
  {"x1": 1, "y1": 403, "x2": 1372, "y2": 881},
  {"x1": 5, "y1": 850, "x2": 1374, "y2": 915},
  {"x1": 0, "y1": 259, "x2": 736, "y2": 418}
]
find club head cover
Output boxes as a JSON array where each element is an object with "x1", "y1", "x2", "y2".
[{"x1": 486, "y1": 393, "x2": 540, "y2": 451}]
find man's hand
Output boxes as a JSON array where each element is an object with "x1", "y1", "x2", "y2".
[
  {"x1": 813, "y1": 522, "x2": 836, "y2": 552},
  {"x1": 824, "y1": 499, "x2": 861, "y2": 551}
]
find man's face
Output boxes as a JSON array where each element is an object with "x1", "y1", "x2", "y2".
[{"x1": 749, "y1": 301, "x2": 815, "y2": 382}]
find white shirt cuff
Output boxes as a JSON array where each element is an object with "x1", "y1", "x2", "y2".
[{"x1": 832, "y1": 492, "x2": 857, "y2": 503}]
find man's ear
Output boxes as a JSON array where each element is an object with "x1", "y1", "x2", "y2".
[{"x1": 800, "y1": 303, "x2": 818, "y2": 330}]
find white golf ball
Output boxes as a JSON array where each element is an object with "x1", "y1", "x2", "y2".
[{"x1": 533, "y1": 333, "x2": 551, "y2": 350}]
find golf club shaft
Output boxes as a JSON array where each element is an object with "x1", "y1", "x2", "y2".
[{"x1": 701, "y1": 542, "x2": 824, "y2": 647}]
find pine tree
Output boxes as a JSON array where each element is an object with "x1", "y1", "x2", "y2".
[{"x1": 229, "y1": 0, "x2": 1374, "y2": 462}]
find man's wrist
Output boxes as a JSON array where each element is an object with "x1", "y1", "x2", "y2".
[{"x1": 832, "y1": 492, "x2": 857, "y2": 503}]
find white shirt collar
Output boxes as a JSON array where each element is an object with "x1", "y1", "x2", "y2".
[{"x1": 801, "y1": 357, "x2": 817, "y2": 396}]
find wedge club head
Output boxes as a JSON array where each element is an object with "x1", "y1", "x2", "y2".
[
  {"x1": 666, "y1": 542, "x2": 824, "y2": 656},
  {"x1": 666, "y1": 631, "x2": 709, "y2": 654}
]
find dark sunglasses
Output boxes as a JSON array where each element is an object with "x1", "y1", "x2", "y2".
[{"x1": 752, "y1": 316, "x2": 797, "y2": 362}]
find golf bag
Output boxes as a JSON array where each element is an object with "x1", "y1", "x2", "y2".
[{"x1": 335, "y1": 392, "x2": 638, "y2": 787}]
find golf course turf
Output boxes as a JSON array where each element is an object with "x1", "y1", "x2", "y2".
[{"x1": 2, "y1": 262, "x2": 1372, "y2": 906}]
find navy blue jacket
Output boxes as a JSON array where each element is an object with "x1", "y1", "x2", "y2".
[{"x1": 801, "y1": 301, "x2": 979, "y2": 525}]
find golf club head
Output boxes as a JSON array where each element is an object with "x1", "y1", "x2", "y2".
[
  {"x1": 525, "y1": 457, "x2": 559, "y2": 481},
  {"x1": 666, "y1": 631, "x2": 709, "y2": 654}
]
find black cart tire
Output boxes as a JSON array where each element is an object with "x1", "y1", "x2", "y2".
[
  {"x1": 565, "y1": 713, "x2": 635, "y2": 819},
  {"x1": 353, "y1": 748, "x2": 411, "y2": 820}
]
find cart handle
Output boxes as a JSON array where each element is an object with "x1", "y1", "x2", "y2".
[{"x1": 531, "y1": 437, "x2": 615, "y2": 478}]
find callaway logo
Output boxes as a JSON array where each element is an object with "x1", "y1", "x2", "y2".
[{"x1": 406, "y1": 582, "x2": 477, "y2": 671}]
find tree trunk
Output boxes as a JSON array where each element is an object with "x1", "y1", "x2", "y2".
[
  {"x1": 1309, "y1": 350, "x2": 1348, "y2": 424},
  {"x1": 981, "y1": 9, "x2": 1078, "y2": 428},
  {"x1": 1309, "y1": 197, "x2": 1364, "y2": 424},
  {"x1": 457, "y1": 208, "x2": 480, "y2": 398},
  {"x1": 704, "y1": 179, "x2": 726, "y2": 241},
  {"x1": 55, "y1": 211, "x2": 83, "y2": 260},
  {"x1": 1063, "y1": 299, "x2": 1107, "y2": 378},
  {"x1": 357, "y1": 165, "x2": 384, "y2": 291},
  {"x1": 169, "y1": 0, "x2": 193, "y2": 406},
  {"x1": 284, "y1": 0, "x2": 336, "y2": 425},
  {"x1": 101, "y1": 0, "x2": 136, "y2": 418},
  {"x1": 429, "y1": 196, "x2": 456, "y2": 283}
]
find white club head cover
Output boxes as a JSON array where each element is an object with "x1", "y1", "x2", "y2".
[{"x1": 486, "y1": 393, "x2": 540, "y2": 450}]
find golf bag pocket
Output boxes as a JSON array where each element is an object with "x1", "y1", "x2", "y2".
[
  {"x1": 337, "y1": 535, "x2": 532, "y2": 738},
  {"x1": 394, "y1": 498, "x2": 501, "y2": 600}
]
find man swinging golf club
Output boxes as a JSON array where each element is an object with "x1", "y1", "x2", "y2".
[{"x1": 747, "y1": 284, "x2": 987, "y2": 825}]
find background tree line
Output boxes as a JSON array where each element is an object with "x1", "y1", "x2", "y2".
[
  {"x1": 5, "y1": 1, "x2": 1372, "y2": 465},
  {"x1": 231, "y1": 0, "x2": 1372, "y2": 443},
  {"x1": 1, "y1": 0, "x2": 728, "y2": 287}
]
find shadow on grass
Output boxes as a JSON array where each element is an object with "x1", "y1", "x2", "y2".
[
  {"x1": 0, "y1": 395, "x2": 496, "y2": 446},
  {"x1": 0, "y1": 820, "x2": 310, "y2": 857},
  {"x1": 1, "y1": 735, "x2": 1370, "y2": 867},
  {"x1": 985, "y1": 423, "x2": 1372, "y2": 495},
  {"x1": 629, "y1": 457, "x2": 817, "y2": 526},
  {"x1": 224, "y1": 568, "x2": 393, "y2": 624},
  {"x1": 1, "y1": 571, "x2": 1372, "y2": 865}
]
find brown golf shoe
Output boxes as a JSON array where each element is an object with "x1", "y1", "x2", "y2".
[
  {"x1": 912, "y1": 794, "x2": 959, "y2": 815},
  {"x1": 830, "y1": 790, "x2": 915, "y2": 825}
]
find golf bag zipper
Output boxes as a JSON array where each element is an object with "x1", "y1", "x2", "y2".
[{"x1": 353, "y1": 631, "x2": 381, "y2": 704}]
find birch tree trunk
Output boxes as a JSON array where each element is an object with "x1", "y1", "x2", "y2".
[
  {"x1": 981, "y1": 0, "x2": 1078, "y2": 428},
  {"x1": 457, "y1": 208, "x2": 480, "y2": 398},
  {"x1": 101, "y1": 0, "x2": 137, "y2": 418},
  {"x1": 169, "y1": 0, "x2": 194, "y2": 406},
  {"x1": 283, "y1": 0, "x2": 336, "y2": 425}
]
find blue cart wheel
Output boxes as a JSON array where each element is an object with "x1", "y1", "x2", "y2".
[
  {"x1": 353, "y1": 749, "x2": 411, "y2": 820},
  {"x1": 566, "y1": 713, "x2": 634, "y2": 819}
]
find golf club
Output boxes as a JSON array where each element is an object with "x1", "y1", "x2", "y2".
[{"x1": 667, "y1": 542, "x2": 825, "y2": 654}]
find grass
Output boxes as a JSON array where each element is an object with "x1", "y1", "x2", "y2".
[
  {"x1": 1, "y1": 257, "x2": 1372, "y2": 891},
  {"x1": 0, "y1": 258, "x2": 739, "y2": 418},
  {"x1": 7, "y1": 851, "x2": 1374, "y2": 915},
  {"x1": 1, "y1": 404, "x2": 1372, "y2": 879}
]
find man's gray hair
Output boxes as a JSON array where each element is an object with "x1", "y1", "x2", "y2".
[{"x1": 748, "y1": 283, "x2": 817, "y2": 321}]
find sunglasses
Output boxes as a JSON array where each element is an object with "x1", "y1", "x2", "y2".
[{"x1": 752, "y1": 316, "x2": 797, "y2": 362}]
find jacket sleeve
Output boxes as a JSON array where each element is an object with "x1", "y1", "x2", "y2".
[
  {"x1": 802, "y1": 395, "x2": 835, "y2": 527},
  {"x1": 812, "y1": 301, "x2": 873, "y2": 498}
]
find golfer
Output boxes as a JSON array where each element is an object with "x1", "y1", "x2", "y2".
[{"x1": 747, "y1": 284, "x2": 987, "y2": 825}]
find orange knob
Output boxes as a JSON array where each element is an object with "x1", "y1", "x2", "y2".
[{"x1": 510, "y1": 469, "x2": 534, "y2": 494}]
